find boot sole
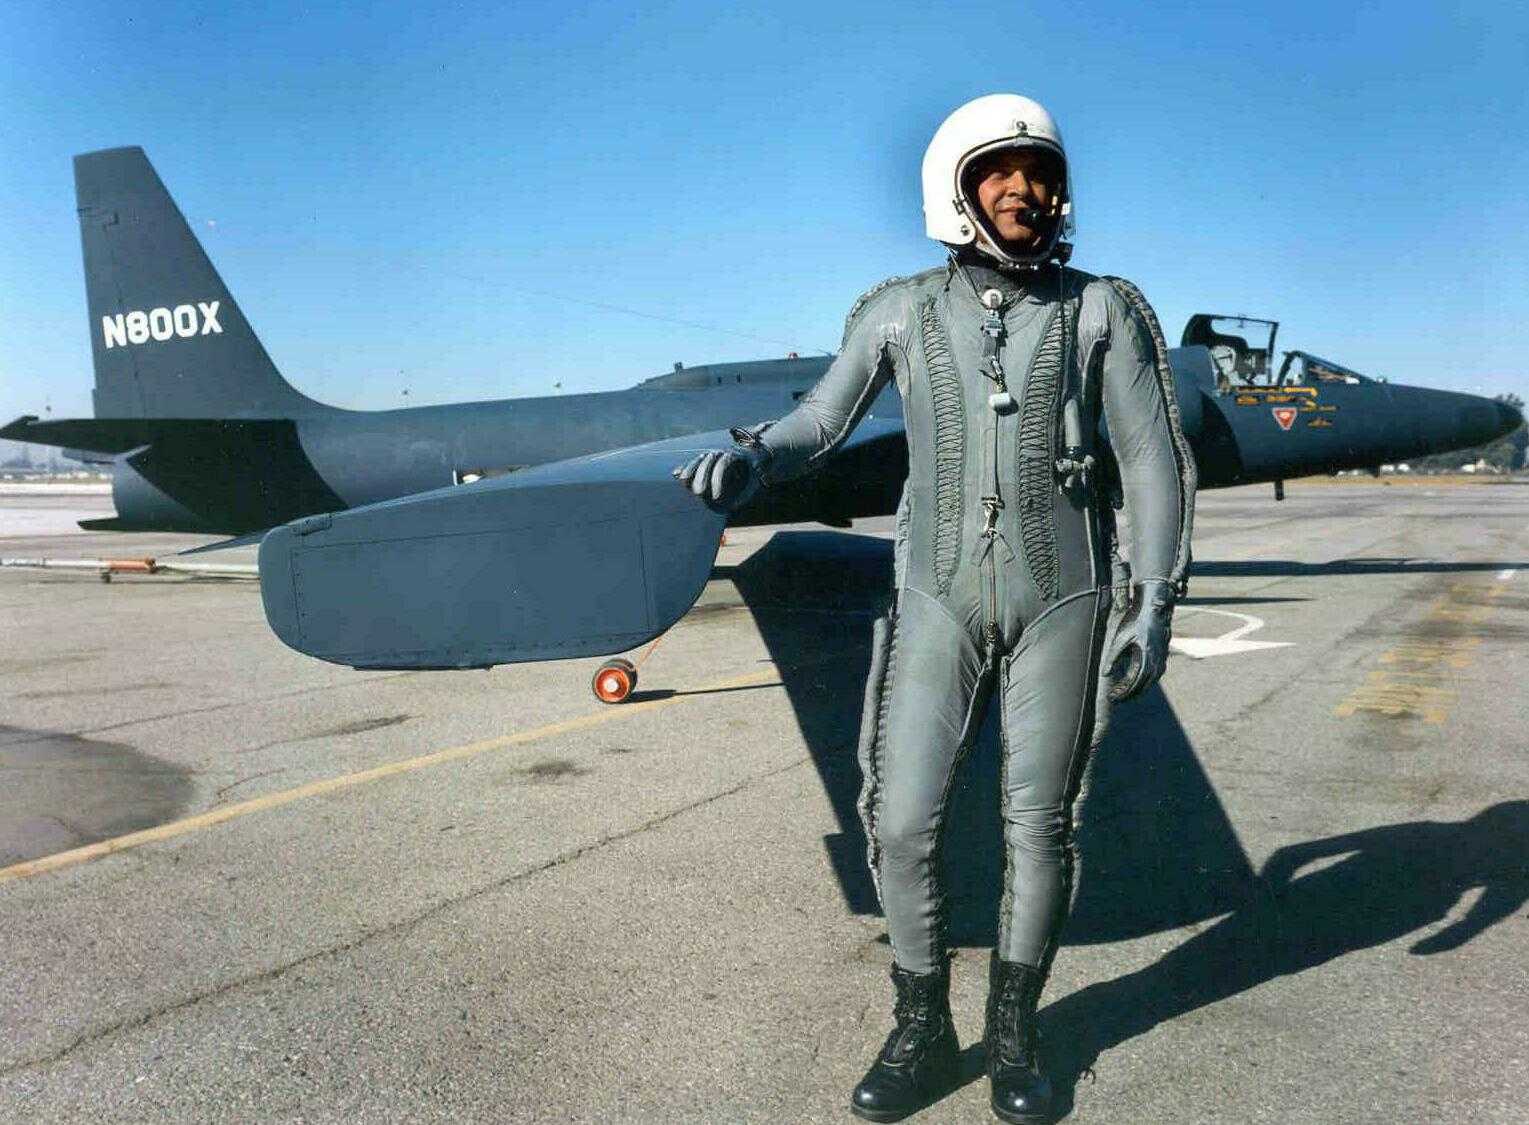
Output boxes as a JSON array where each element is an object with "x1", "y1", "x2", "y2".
[
  {"x1": 989, "y1": 1098, "x2": 1051, "y2": 1125},
  {"x1": 849, "y1": 1105, "x2": 914, "y2": 1123},
  {"x1": 850, "y1": 1084, "x2": 953, "y2": 1124},
  {"x1": 848, "y1": 1059, "x2": 959, "y2": 1122}
]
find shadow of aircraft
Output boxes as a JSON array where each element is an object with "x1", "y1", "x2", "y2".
[
  {"x1": 725, "y1": 530, "x2": 1257, "y2": 942},
  {"x1": 718, "y1": 531, "x2": 892, "y2": 917}
]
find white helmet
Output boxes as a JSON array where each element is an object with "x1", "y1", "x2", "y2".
[{"x1": 921, "y1": 93, "x2": 1074, "y2": 268}]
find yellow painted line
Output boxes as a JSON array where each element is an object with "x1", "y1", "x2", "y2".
[
  {"x1": 1334, "y1": 575, "x2": 1513, "y2": 725},
  {"x1": 1, "y1": 666, "x2": 780, "y2": 886}
]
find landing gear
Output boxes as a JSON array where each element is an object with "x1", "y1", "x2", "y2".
[
  {"x1": 589, "y1": 628, "x2": 674, "y2": 704},
  {"x1": 587, "y1": 531, "x2": 722, "y2": 703},
  {"x1": 592, "y1": 658, "x2": 638, "y2": 704}
]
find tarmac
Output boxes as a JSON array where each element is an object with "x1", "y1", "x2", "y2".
[{"x1": 1, "y1": 480, "x2": 1526, "y2": 1123}]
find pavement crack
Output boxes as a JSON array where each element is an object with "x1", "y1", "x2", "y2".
[
  {"x1": 211, "y1": 768, "x2": 289, "y2": 803},
  {"x1": 0, "y1": 674, "x2": 425, "y2": 748},
  {"x1": 0, "y1": 754, "x2": 812, "y2": 1077}
]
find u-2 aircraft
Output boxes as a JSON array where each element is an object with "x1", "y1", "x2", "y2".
[{"x1": 5, "y1": 147, "x2": 1521, "y2": 676}]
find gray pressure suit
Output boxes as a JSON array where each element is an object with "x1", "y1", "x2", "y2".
[{"x1": 753, "y1": 257, "x2": 1194, "y2": 975}]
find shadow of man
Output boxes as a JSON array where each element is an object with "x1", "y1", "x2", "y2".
[
  {"x1": 940, "y1": 682, "x2": 1258, "y2": 951},
  {"x1": 723, "y1": 529, "x2": 1527, "y2": 1116},
  {"x1": 1040, "y1": 800, "x2": 1529, "y2": 1113},
  {"x1": 727, "y1": 530, "x2": 1261, "y2": 935}
]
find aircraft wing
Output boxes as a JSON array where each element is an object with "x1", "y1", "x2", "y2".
[
  {"x1": 258, "y1": 429, "x2": 763, "y2": 670},
  {"x1": 0, "y1": 415, "x2": 250, "y2": 453}
]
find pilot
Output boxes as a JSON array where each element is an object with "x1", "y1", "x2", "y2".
[{"x1": 675, "y1": 93, "x2": 1195, "y2": 1123}]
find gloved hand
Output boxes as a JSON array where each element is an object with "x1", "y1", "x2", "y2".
[
  {"x1": 1103, "y1": 579, "x2": 1176, "y2": 703},
  {"x1": 672, "y1": 432, "x2": 770, "y2": 512}
]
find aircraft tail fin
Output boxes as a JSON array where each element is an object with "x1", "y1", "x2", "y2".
[{"x1": 74, "y1": 147, "x2": 327, "y2": 419}]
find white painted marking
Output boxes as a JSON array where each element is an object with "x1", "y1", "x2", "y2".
[
  {"x1": 173, "y1": 303, "x2": 198, "y2": 337},
  {"x1": 100, "y1": 301, "x2": 222, "y2": 348},
  {"x1": 1170, "y1": 607, "x2": 1294, "y2": 660},
  {"x1": 1498, "y1": 568, "x2": 1516, "y2": 581},
  {"x1": 101, "y1": 314, "x2": 127, "y2": 349},
  {"x1": 148, "y1": 307, "x2": 173, "y2": 341}
]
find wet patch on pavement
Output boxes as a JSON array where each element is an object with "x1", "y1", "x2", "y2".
[
  {"x1": 500, "y1": 758, "x2": 589, "y2": 784},
  {"x1": 0, "y1": 726, "x2": 197, "y2": 866}
]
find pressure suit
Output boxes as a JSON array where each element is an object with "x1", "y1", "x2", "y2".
[
  {"x1": 672, "y1": 92, "x2": 1199, "y2": 1122},
  {"x1": 750, "y1": 255, "x2": 1193, "y2": 974}
]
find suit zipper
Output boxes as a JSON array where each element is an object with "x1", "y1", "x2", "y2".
[{"x1": 981, "y1": 498, "x2": 1002, "y2": 650}]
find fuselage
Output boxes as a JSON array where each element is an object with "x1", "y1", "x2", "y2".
[
  {"x1": 104, "y1": 348, "x2": 1522, "y2": 535},
  {"x1": 38, "y1": 147, "x2": 1521, "y2": 538}
]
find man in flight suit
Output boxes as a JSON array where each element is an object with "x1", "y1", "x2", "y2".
[{"x1": 676, "y1": 94, "x2": 1195, "y2": 1123}]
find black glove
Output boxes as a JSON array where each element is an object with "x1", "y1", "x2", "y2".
[
  {"x1": 672, "y1": 431, "x2": 770, "y2": 512},
  {"x1": 1104, "y1": 579, "x2": 1175, "y2": 703}
]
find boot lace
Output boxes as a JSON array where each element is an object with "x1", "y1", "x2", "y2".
[
  {"x1": 989, "y1": 977, "x2": 1039, "y2": 1066},
  {"x1": 882, "y1": 971, "x2": 947, "y2": 1062}
]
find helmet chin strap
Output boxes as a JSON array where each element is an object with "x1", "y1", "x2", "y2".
[{"x1": 964, "y1": 198, "x2": 1065, "y2": 269}]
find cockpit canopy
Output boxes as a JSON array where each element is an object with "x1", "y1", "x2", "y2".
[
  {"x1": 1277, "y1": 352, "x2": 1372, "y2": 386},
  {"x1": 1183, "y1": 315, "x2": 1381, "y2": 392},
  {"x1": 1182, "y1": 314, "x2": 1279, "y2": 388}
]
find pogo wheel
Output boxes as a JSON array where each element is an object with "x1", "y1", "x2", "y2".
[{"x1": 592, "y1": 658, "x2": 638, "y2": 704}]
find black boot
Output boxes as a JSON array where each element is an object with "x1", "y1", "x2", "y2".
[
  {"x1": 849, "y1": 959, "x2": 960, "y2": 1122},
  {"x1": 984, "y1": 952, "x2": 1054, "y2": 1124}
]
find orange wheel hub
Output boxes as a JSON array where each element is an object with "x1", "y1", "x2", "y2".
[{"x1": 592, "y1": 659, "x2": 637, "y2": 704}]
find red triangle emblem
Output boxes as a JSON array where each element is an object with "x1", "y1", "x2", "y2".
[{"x1": 1272, "y1": 407, "x2": 1298, "y2": 431}]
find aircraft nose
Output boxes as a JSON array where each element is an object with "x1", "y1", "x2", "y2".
[
  {"x1": 1402, "y1": 386, "x2": 1525, "y2": 459},
  {"x1": 1455, "y1": 392, "x2": 1523, "y2": 447},
  {"x1": 1496, "y1": 398, "x2": 1525, "y2": 439}
]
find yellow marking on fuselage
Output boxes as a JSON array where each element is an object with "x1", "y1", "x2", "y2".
[
  {"x1": 0, "y1": 666, "x2": 781, "y2": 886},
  {"x1": 1233, "y1": 385, "x2": 1318, "y2": 398}
]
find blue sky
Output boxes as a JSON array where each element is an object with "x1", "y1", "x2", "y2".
[{"x1": 2, "y1": 1, "x2": 1524, "y2": 422}]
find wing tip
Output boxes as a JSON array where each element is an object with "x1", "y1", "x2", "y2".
[{"x1": 0, "y1": 415, "x2": 41, "y2": 441}]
